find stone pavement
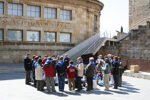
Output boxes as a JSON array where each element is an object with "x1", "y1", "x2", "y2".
[
  {"x1": 0, "y1": 63, "x2": 24, "y2": 74},
  {"x1": 0, "y1": 73, "x2": 149, "y2": 100}
]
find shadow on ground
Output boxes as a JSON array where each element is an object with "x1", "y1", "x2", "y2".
[{"x1": 0, "y1": 73, "x2": 140, "y2": 96}]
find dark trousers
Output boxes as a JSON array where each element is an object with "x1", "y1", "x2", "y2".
[
  {"x1": 32, "y1": 71, "x2": 37, "y2": 87},
  {"x1": 118, "y1": 70, "x2": 123, "y2": 87},
  {"x1": 58, "y1": 76, "x2": 65, "y2": 91},
  {"x1": 113, "y1": 74, "x2": 119, "y2": 89},
  {"x1": 36, "y1": 80, "x2": 44, "y2": 91},
  {"x1": 87, "y1": 77, "x2": 93, "y2": 91},
  {"x1": 25, "y1": 71, "x2": 31, "y2": 84},
  {"x1": 77, "y1": 77, "x2": 82, "y2": 90}
]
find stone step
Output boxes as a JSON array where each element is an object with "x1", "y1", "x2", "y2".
[{"x1": 123, "y1": 70, "x2": 150, "y2": 80}]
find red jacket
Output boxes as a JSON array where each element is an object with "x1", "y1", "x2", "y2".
[
  {"x1": 66, "y1": 66, "x2": 76, "y2": 79},
  {"x1": 43, "y1": 64, "x2": 55, "y2": 77}
]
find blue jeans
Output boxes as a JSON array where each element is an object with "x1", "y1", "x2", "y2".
[{"x1": 58, "y1": 76, "x2": 65, "y2": 91}]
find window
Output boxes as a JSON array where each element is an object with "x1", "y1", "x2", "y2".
[
  {"x1": 27, "y1": 31, "x2": 40, "y2": 42},
  {"x1": 8, "y1": 3, "x2": 23, "y2": 16},
  {"x1": 94, "y1": 15, "x2": 97, "y2": 32},
  {"x1": 60, "y1": 33, "x2": 71, "y2": 43},
  {"x1": 0, "y1": 2, "x2": 4, "y2": 15},
  {"x1": 44, "y1": 32, "x2": 56, "y2": 42},
  {"x1": 0, "y1": 30, "x2": 3, "y2": 41},
  {"x1": 8, "y1": 30, "x2": 22, "y2": 41},
  {"x1": 27, "y1": 5, "x2": 40, "y2": 18},
  {"x1": 60, "y1": 10, "x2": 72, "y2": 21},
  {"x1": 44, "y1": 8, "x2": 57, "y2": 19}
]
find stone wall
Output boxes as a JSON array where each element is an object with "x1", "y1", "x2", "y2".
[
  {"x1": 0, "y1": 42, "x2": 74, "y2": 63},
  {"x1": 119, "y1": 22, "x2": 150, "y2": 72},
  {"x1": 129, "y1": 0, "x2": 150, "y2": 30},
  {"x1": 0, "y1": 0, "x2": 103, "y2": 63}
]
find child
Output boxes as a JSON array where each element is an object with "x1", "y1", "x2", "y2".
[
  {"x1": 96, "y1": 72, "x2": 104, "y2": 86},
  {"x1": 66, "y1": 60, "x2": 76, "y2": 91}
]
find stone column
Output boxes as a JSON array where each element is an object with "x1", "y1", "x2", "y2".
[
  {"x1": 57, "y1": 32, "x2": 60, "y2": 43},
  {"x1": 57, "y1": 8, "x2": 60, "y2": 21},
  {"x1": 41, "y1": 5, "x2": 44, "y2": 19},
  {"x1": 23, "y1": 4, "x2": 27, "y2": 17}
]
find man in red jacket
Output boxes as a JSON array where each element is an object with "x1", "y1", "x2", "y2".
[
  {"x1": 43, "y1": 57, "x2": 56, "y2": 93},
  {"x1": 66, "y1": 60, "x2": 76, "y2": 91}
]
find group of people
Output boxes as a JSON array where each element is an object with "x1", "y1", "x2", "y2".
[{"x1": 24, "y1": 53, "x2": 126, "y2": 93}]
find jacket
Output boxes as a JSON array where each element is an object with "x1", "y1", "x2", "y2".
[
  {"x1": 102, "y1": 63, "x2": 112, "y2": 74},
  {"x1": 66, "y1": 66, "x2": 76, "y2": 79},
  {"x1": 77, "y1": 63, "x2": 84, "y2": 77},
  {"x1": 43, "y1": 63, "x2": 56, "y2": 77},
  {"x1": 24, "y1": 56, "x2": 32, "y2": 71},
  {"x1": 85, "y1": 63, "x2": 95, "y2": 77},
  {"x1": 112, "y1": 61, "x2": 120, "y2": 75},
  {"x1": 56, "y1": 61, "x2": 67, "y2": 76},
  {"x1": 35, "y1": 63, "x2": 44, "y2": 80}
]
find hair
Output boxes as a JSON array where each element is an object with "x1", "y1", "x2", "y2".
[
  {"x1": 69, "y1": 60, "x2": 73, "y2": 64},
  {"x1": 38, "y1": 56, "x2": 41, "y2": 58},
  {"x1": 77, "y1": 57, "x2": 83, "y2": 62},
  {"x1": 47, "y1": 57, "x2": 52, "y2": 60},
  {"x1": 35, "y1": 56, "x2": 39, "y2": 60},
  {"x1": 104, "y1": 58, "x2": 109, "y2": 63},
  {"x1": 59, "y1": 56, "x2": 63, "y2": 60},
  {"x1": 114, "y1": 56, "x2": 118, "y2": 61},
  {"x1": 89, "y1": 57, "x2": 94, "y2": 61},
  {"x1": 33, "y1": 55, "x2": 36, "y2": 59}
]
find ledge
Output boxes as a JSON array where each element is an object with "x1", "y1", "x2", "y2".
[{"x1": 123, "y1": 70, "x2": 150, "y2": 80}]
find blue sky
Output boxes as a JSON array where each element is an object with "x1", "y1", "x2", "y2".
[{"x1": 99, "y1": 0, "x2": 129, "y2": 37}]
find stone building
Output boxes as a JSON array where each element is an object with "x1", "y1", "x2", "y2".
[
  {"x1": 0, "y1": 0, "x2": 103, "y2": 63},
  {"x1": 129, "y1": 0, "x2": 150, "y2": 30}
]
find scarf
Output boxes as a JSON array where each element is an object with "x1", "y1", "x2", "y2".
[
  {"x1": 45, "y1": 59, "x2": 51, "y2": 65},
  {"x1": 32, "y1": 60, "x2": 37, "y2": 66},
  {"x1": 58, "y1": 61, "x2": 64, "y2": 67},
  {"x1": 90, "y1": 61, "x2": 96, "y2": 67},
  {"x1": 34, "y1": 63, "x2": 39, "y2": 69},
  {"x1": 69, "y1": 64, "x2": 74, "y2": 68}
]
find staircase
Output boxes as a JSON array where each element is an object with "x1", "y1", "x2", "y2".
[
  {"x1": 63, "y1": 33, "x2": 104, "y2": 64},
  {"x1": 63, "y1": 32, "x2": 129, "y2": 64}
]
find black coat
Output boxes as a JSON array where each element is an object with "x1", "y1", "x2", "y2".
[
  {"x1": 112, "y1": 61, "x2": 120, "y2": 75},
  {"x1": 24, "y1": 56, "x2": 32, "y2": 71},
  {"x1": 85, "y1": 64, "x2": 95, "y2": 77}
]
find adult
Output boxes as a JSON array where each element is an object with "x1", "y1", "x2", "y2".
[
  {"x1": 112, "y1": 56, "x2": 120, "y2": 89},
  {"x1": 96, "y1": 55, "x2": 105, "y2": 80},
  {"x1": 42, "y1": 55, "x2": 48, "y2": 64},
  {"x1": 85, "y1": 57, "x2": 96, "y2": 91},
  {"x1": 56, "y1": 56, "x2": 67, "y2": 92},
  {"x1": 76, "y1": 57, "x2": 84, "y2": 91},
  {"x1": 38, "y1": 56, "x2": 42, "y2": 66},
  {"x1": 35, "y1": 60, "x2": 44, "y2": 91},
  {"x1": 32, "y1": 56, "x2": 39, "y2": 87},
  {"x1": 24, "y1": 54, "x2": 32, "y2": 85},
  {"x1": 64, "y1": 54, "x2": 70, "y2": 67},
  {"x1": 107, "y1": 54, "x2": 114, "y2": 85},
  {"x1": 102, "y1": 58, "x2": 112, "y2": 91},
  {"x1": 118, "y1": 57, "x2": 123, "y2": 87},
  {"x1": 43, "y1": 57, "x2": 56, "y2": 93}
]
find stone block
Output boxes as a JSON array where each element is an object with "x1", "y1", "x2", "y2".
[{"x1": 130, "y1": 65, "x2": 140, "y2": 73}]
